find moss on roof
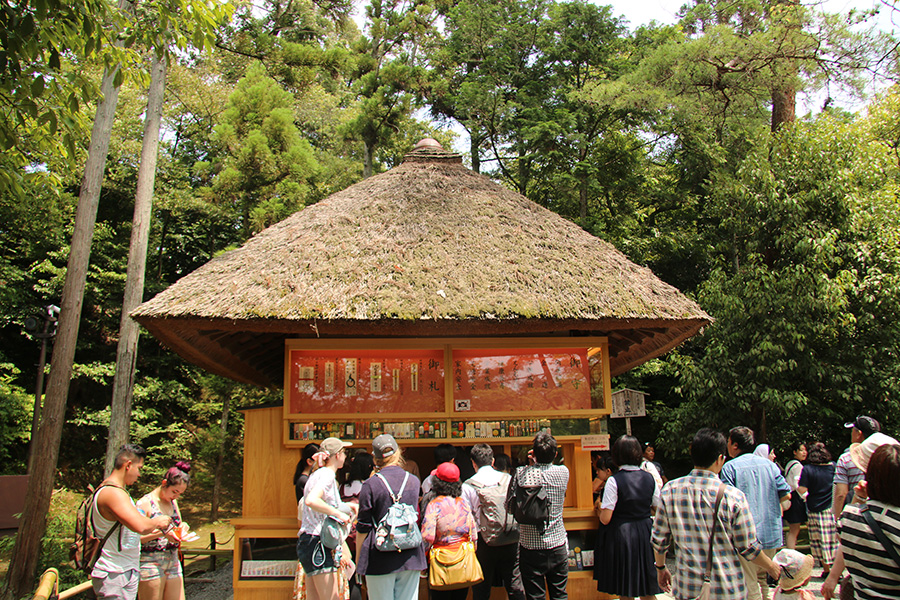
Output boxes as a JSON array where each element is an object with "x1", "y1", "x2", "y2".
[{"x1": 134, "y1": 146, "x2": 708, "y2": 325}]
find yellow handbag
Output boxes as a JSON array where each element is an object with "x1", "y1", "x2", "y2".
[{"x1": 428, "y1": 541, "x2": 484, "y2": 590}]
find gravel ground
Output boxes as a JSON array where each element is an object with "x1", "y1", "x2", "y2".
[
  {"x1": 185, "y1": 561, "x2": 234, "y2": 600},
  {"x1": 186, "y1": 559, "x2": 831, "y2": 600}
]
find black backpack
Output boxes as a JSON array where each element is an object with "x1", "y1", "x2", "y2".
[{"x1": 507, "y1": 471, "x2": 549, "y2": 533}]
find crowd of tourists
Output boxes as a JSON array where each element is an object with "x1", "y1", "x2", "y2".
[
  {"x1": 290, "y1": 432, "x2": 569, "y2": 600},
  {"x1": 82, "y1": 413, "x2": 899, "y2": 600},
  {"x1": 285, "y1": 416, "x2": 899, "y2": 600}
]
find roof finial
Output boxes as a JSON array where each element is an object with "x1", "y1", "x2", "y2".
[
  {"x1": 415, "y1": 138, "x2": 443, "y2": 150},
  {"x1": 403, "y1": 138, "x2": 462, "y2": 164}
]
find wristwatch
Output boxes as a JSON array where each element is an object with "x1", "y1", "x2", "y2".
[{"x1": 655, "y1": 563, "x2": 666, "y2": 570}]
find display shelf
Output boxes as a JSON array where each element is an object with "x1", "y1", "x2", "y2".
[
  {"x1": 285, "y1": 416, "x2": 607, "y2": 446},
  {"x1": 288, "y1": 419, "x2": 448, "y2": 441}
]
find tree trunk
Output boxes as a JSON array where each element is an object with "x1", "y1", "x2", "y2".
[
  {"x1": 209, "y1": 393, "x2": 231, "y2": 521},
  {"x1": 469, "y1": 135, "x2": 480, "y2": 174},
  {"x1": 1, "y1": 61, "x2": 125, "y2": 600},
  {"x1": 105, "y1": 55, "x2": 167, "y2": 475},
  {"x1": 579, "y1": 181, "x2": 588, "y2": 222},
  {"x1": 363, "y1": 140, "x2": 374, "y2": 179},
  {"x1": 516, "y1": 140, "x2": 528, "y2": 196},
  {"x1": 771, "y1": 86, "x2": 796, "y2": 132}
]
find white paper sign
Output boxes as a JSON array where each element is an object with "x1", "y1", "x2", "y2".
[{"x1": 581, "y1": 434, "x2": 610, "y2": 451}]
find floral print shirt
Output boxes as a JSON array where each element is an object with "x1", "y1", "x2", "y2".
[{"x1": 421, "y1": 496, "x2": 476, "y2": 550}]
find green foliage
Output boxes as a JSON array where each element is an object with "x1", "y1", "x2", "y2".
[
  {"x1": 654, "y1": 114, "x2": 900, "y2": 458},
  {"x1": 0, "y1": 363, "x2": 32, "y2": 474},
  {"x1": 1, "y1": 0, "x2": 899, "y2": 531},
  {"x1": 204, "y1": 62, "x2": 320, "y2": 237},
  {"x1": 0, "y1": 489, "x2": 89, "y2": 587},
  {"x1": 0, "y1": 0, "x2": 127, "y2": 193}
]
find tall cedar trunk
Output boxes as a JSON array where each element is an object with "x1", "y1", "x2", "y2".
[
  {"x1": 0, "y1": 57, "x2": 126, "y2": 600},
  {"x1": 209, "y1": 394, "x2": 231, "y2": 521},
  {"x1": 470, "y1": 136, "x2": 480, "y2": 174},
  {"x1": 105, "y1": 56, "x2": 167, "y2": 475}
]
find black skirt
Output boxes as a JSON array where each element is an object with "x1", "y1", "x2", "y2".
[
  {"x1": 784, "y1": 490, "x2": 808, "y2": 524},
  {"x1": 593, "y1": 518, "x2": 661, "y2": 597}
]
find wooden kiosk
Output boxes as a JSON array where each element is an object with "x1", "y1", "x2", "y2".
[{"x1": 133, "y1": 140, "x2": 710, "y2": 600}]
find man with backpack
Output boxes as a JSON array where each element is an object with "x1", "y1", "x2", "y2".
[
  {"x1": 90, "y1": 444, "x2": 174, "y2": 600},
  {"x1": 507, "y1": 432, "x2": 569, "y2": 600},
  {"x1": 465, "y1": 444, "x2": 525, "y2": 600}
]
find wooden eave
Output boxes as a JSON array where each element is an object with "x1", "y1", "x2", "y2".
[{"x1": 135, "y1": 315, "x2": 706, "y2": 388}]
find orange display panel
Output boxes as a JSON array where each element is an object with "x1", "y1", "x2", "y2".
[
  {"x1": 287, "y1": 349, "x2": 444, "y2": 414},
  {"x1": 451, "y1": 348, "x2": 591, "y2": 413}
]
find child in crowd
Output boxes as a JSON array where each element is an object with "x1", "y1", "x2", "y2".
[{"x1": 772, "y1": 549, "x2": 815, "y2": 600}]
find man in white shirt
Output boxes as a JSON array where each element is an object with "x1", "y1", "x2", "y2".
[{"x1": 465, "y1": 444, "x2": 525, "y2": 600}]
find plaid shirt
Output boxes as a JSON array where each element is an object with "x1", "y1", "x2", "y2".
[
  {"x1": 651, "y1": 469, "x2": 762, "y2": 600},
  {"x1": 512, "y1": 463, "x2": 568, "y2": 550}
]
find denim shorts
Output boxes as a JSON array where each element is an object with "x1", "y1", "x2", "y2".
[
  {"x1": 297, "y1": 533, "x2": 338, "y2": 576},
  {"x1": 139, "y1": 549, "x2": 183, "y2": 581}
]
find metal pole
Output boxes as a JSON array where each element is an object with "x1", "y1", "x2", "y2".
[{"x1": 26, "y1": 320, "x2": 51, "y2": 474}]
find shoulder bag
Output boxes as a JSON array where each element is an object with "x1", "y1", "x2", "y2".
[
  {"x1": 693, "y1": 483, "x2": 726, "y2": 600},
  {"x1": 428, "y1": 499, "x2": 483, "y2": 591},
  {"x1": 862, "y1": 506, "x2": 900, "y2": 567},
  {"x1": 843, "y1": 505, "x2": 900, "y2": 600},
  {"x1": 429, "y1": 541, "x2": 483, "y2": 590}
]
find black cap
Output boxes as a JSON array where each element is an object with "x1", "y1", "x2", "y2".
[{"x1": 844, "y1": 416, "x2": 880, "y2": 437}]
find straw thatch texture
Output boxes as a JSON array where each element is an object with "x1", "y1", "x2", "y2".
[{"x1": 133, "y1": 144, "x2": 710, "y2": 387}]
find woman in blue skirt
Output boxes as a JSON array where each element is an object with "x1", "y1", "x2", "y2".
[{"x1": 593, "y1": 435, "x2": 661, "y2": 600}]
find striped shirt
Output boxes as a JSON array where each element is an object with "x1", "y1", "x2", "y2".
[
  {"x1": 512, "y1": 463, "x2": 568, "y2": 550},
  {"x1": 834, "y1": 451, "x2": 864, "y2": 504},
  {"x1": 839, "y1": 500, "x2": 900, "y2": 599},
  {"x1": 651, "y1": 469, "x2": 762, "y2": 600}
]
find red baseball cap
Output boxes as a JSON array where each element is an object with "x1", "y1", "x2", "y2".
[{"x1": 432, "y1": 462, "x2": 460, "y2": 483}]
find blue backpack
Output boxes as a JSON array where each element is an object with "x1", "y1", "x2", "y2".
[{"x1": 373, "y1": 472, "x2": 423, "y2": 552}]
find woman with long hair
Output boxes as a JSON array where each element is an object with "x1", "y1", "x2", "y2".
[
  {"x1": 137, "y1": 461, "x2": 191, "y2": 600},
  {"x1": 297, "y1": 437, "x2": 355, "y2": 600},
  {"x1": 797, "y1": 442, "x2": 837, "y2": 576},
  {"x1": 421, "y1": 462, "x2": 478, "y2": 600},
  {"x1": 783, "y1": 441, "x2": 808, "y2": 549},
  {"x1": 355, "y1": 435, "x2": 426, "y2": 600},
  {"x1": 594, "y1": 435, "x2": 660, "y2": 600},
  {"x1": 295, "y1": 443, "x2": 321, "y2": 503}
]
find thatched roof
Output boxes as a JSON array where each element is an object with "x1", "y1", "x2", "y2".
[{"x1": 133, "y1": 140, "x2": 710, "y2": 387}]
